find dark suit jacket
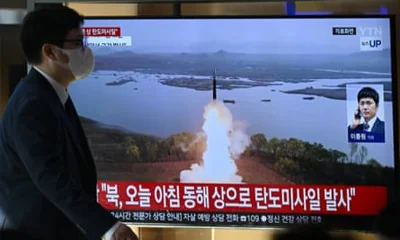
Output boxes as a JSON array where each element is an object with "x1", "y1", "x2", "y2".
[
  {"x1": 0, "y1": 68, "x2": 117, "y2": 240},
  {"x1": 349, "y1": 117, "x2": 385, "y2": 134}
]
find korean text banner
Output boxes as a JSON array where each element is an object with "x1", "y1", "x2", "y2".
[{"x1": 96, "y1": 182, "x2": 387, "y2": 229}]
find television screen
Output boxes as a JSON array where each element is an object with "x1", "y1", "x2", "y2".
[{"x1": 71, "y1": 16, "x2": 397, "y2": 230}]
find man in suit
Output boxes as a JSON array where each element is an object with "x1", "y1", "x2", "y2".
[
  {"x1": 348, "y1": 86, "x2": 385, "y2": 134},
  {"x1": 0, "y1": 6, "x2": 138, "y2": 240}
]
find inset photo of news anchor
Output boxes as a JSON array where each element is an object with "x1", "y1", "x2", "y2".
[{"x1": 347, "y1": 84, "x2": 385, "y2": 143}]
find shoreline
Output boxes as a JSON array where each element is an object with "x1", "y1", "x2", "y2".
[
  {"x1": 95, "y1": 70, "x2": 393, "y2": 96},
  {"x1": 282, "y1": 87, "x2": 392, "y2": 101}
]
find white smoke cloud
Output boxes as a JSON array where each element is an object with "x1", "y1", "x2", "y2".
[
  {"x1": 229, "y1": 121, "x2": 251, "y2": 160},
  {"x1": 177, "y1": 132, "x2": 205, "y2": 152},
  {"x1": 180, "y1": 100, "x2": 250, "y2": 183}
]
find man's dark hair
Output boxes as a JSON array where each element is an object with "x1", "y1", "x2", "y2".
[
  {"x1": 357, "y1": 87, "x2": 380, "y2": 106},
  {"x1": 20, "y1": 6, "x2": 84, "y2": 65},
  {"x1": 374, "y1": 199, "x2": 400, "y2": 238}
]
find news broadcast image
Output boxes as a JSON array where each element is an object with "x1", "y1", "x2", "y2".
[
  {"x1": 346, "y1": 84, "x2": 386, "y2": 143},
  {"x1": 71, "y1": 18, "x2": 396, "y2": 230}
]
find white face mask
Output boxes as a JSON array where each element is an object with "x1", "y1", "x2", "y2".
[{"x1": 55, "y1": 47, "x2": 95, "y2": 80}]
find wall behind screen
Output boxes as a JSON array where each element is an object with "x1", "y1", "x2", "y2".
[
  {"x1": 0, "y1": 25, "x2": 25, "y2": 115},
  {"x1": 66, "y1": 3, "x2": 138, "y2": 16},
  {"x1": 0, "y1": 0, "x2": 26, "y2": 115},
  {"x1": 0, "y1": 0, "x2": 26, "y2": 8},
  {"x1": 181, "y1": 2, "x2": 286, "y2": 15}
]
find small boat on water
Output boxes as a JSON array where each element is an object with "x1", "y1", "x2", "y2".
[
  {"x1": 303, "y1": 96, "x2": 315, "y2": 100},
  {"x1": 106, "y1": 75, "x2": 136, "y2": 86},
  {"x1": 223, "y1": 99, "x2": 235, "y2": 104}
]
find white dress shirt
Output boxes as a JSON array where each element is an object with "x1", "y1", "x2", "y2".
[
  {"x1": 363, "y1": 115, "x2": 377, "y2": 132},
  {"x1": 34, "y1": 66, "x2": 68, "y2": 106},
  {"x1": 33, "y1": 66, "x2": 121, "y2": 240}
]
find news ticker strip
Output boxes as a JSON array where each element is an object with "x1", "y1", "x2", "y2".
[{"x1": 108, "y1": 210, "x2": 379, "y2": 231}]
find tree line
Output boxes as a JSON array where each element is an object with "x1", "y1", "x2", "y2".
[{"x1": 88, "y1": 129, "x2": 393, "y2": 190}]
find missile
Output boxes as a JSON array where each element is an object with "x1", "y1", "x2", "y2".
[
  {"x1": 213, "y1": 68, "x2": 217, "y2": 100},
  {"x1": 212, "y1": 68, "x2": 235, "y2": 104}
]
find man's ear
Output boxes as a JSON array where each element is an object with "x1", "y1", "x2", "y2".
[{"x1": 42, "y1": 43, "x2": 58, "y2": 61}]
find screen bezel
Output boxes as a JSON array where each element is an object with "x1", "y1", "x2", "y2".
[{"x1": 82, "y1": 15, "x2": 399, "y2": 231}]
